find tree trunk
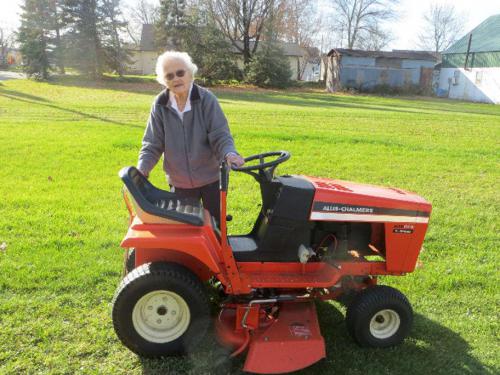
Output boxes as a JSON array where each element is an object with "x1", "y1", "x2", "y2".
[{"x1": 55, "y1": 25, "x2": 65, "y2": 74}]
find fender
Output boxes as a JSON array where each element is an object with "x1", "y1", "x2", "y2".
[{"x1": 121, "y1": 217, "x2": 225, "y2": 282}]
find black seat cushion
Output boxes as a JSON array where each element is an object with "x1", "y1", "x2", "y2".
[{"x1": 119, "y1": 166, "x2": 204, "y2": 226}]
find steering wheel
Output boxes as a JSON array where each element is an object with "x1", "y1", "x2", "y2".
[{"x1": 231, "y1": 151, "x2": 290, "y2": 182}]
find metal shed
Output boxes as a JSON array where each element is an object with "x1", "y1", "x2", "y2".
[{"x1": 325, "y1": 49, "x2": 437, "y2": 92}]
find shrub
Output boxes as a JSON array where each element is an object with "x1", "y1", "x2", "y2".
[{"x1": 246, "y1": 42, "x2": 292, "y2": 89}]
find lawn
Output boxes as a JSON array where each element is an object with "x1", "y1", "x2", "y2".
[{"x1": 0, "y1": 78, "x2": 498, "y2": 374}]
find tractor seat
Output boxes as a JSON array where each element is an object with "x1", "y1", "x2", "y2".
[{"x1": 119, "y1": 166, "x2": 204, "y2": 226}]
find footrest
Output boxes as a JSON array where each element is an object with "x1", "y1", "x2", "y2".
[{"x1": 244, "y1": 301, "x2": 325, "y2": 374}]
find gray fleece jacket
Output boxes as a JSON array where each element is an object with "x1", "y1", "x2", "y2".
[{"x1": 138, "y1": 84, "x2": 238, "y2": 188}]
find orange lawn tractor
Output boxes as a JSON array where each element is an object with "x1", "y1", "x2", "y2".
[{"x1": 112, "y1": 151, "x2": 431, "y2": 374}]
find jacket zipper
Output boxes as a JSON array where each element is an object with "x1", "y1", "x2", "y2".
[{"x1": 180, "y1": 113, "x2": 194, "y2": 187}]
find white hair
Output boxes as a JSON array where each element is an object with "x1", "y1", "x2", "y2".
[{"x1": 155, "y1": 51, "x2": 198, "y2": 86}]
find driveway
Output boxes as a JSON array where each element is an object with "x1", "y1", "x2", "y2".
[{"x1": 0, "y1": 71, "x2": 25, "y2": 81}]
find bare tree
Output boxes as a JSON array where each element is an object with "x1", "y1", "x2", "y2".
[
  {"x1": 0, "y1": 27, "x2": 16, "y2": 67},
  {"x1": 357, "y1": 20, "x2": 393, "y2": 50},
  {"x1": 131, "y1": 0, "x2": 159, "y2": 24},
  {"x1": 125, "y1": 0, "x2": 159, "y2": 44},
  {"x1": 206, "y1": 0, "x2": 274, "y2": 66},
  {"x1": 418, "y1": 2, "x2": 465, "y2": 53},
  {"x1": 328, "y1": 0, "x2": 398, "y2": 49},
  {"x1": 274, "y1": 0, "x2": 320, "y2": 47}
]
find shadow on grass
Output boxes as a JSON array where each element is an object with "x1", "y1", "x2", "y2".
[
  {"x1": 45, "y1": 75, "x2": 160, "y2": 95},
  {"x1": 218, "y1": 92, "x2": 429, "y2": 116},
  {"x1": 301, "y1": 301, "x2": 494, "y2": 375},
  {"x1": 138, "y1": 300, "x2": 494, "y2": 375},
  {"x1": 0, "y1": 87, "x2": 142, "y2": 129},
  {"x1": 216, "y1": 90, "x2": 500, "y2": 118},
  {"x1": 0, "y1": 87, "x2": 52, "y2": 102}
]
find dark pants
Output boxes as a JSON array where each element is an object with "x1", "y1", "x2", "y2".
[{"x1": 172, "y1": 180, "x2": 220, "y2": 220}]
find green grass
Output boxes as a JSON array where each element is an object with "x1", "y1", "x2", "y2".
[{"x1": 0, "y1": 77, "x2": 499, "y2": 374}]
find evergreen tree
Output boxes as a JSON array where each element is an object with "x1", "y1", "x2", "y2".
[
  {"x1": 186, "y1": 23, "x2": 242, "y2": 82},
  {"x1": 154, "y1": 3, "x2": 241, "y2": 82},
  {"x1": 49, "y1": 0, "x2": 66, "y2": 74},
  {"x1": 246, "y1": 42, "x2": 292, "y2": 88},
  {"x1": 63, "y1": 0, "x2": 104, "y2": 79},
  {"x1": 18, "y1": 0, "x2": 53, "y2": 79},
  {"x1": 155, "y1": 0, "x2": 188, "y2": 50},
  {"x1": 100, "y1": 0, "x2": 131, "y2": 76}
]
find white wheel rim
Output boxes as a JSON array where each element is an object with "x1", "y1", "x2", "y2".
[
  {"x1": 132, "y1": 290, "x2": 190, "y2": 343},
  {"x1": 369, "y1": 309, "x2": 400, "y2": 339}
]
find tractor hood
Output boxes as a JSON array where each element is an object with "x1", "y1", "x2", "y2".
[{"x1": 301, "y1": 176, "x2": 431, "y2": 223}]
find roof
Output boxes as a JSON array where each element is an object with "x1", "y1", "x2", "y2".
[
  {"x1": 230, "y1": 41, "x2": 305, "y2": 56},
  {"x1": 140, "y1": 24, "x2": 156, "y2": 51},
  {"x1": 444, "y1": 14, "x2": 500, "y2": 54},
  {"x1": 328, "y1": 48, "x2": 437, "y2": 61}
]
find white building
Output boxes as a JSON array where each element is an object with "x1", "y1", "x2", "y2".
[{"x1": 436, "y1": 15, "x2": 500, "y2": 104}]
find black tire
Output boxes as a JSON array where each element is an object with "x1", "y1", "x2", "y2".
[
  {"x1": 112, "y1": 262, "x2": 210, "y2": 357},
  {"x1": 346, "y1": 285, "x2": 413, "y2": 348},
  {"x1": 125, "y1": 249, "x2": 136, "y2": 274}
]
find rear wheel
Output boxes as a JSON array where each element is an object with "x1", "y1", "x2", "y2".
[
  {"x1": 346, "y1": 285, "x2": 413, "y2": 348},
  {"x1": 112, "y1": 262, "x2": 210, "y2": 357}
]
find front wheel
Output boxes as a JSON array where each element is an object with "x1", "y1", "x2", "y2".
[
  {"x1": 112, "y1": 262, "x2": 210, "y2": 357},
  {"x1": 346, "y1": 285, "x2": 413, "y2": 348}
]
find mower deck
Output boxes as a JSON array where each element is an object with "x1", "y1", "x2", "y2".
[{"x1": 217, "y1": 301, "x2": 325, "y2": 374}]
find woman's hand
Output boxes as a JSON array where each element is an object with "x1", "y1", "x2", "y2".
[{"x1": 225, "y1": 152, "x2": 245, "y2": 168}]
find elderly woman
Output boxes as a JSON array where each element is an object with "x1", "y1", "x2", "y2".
[{"x1": 137, "y1": 51, "x2": 244, "y2": 219}]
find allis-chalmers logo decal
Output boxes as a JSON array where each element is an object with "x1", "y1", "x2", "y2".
[{"x1": 320, "y1": 204, "x2": 374, "y2": 214}]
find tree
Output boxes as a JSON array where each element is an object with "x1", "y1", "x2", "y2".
[
  {"x1": 418, "y1": 3, "x2": 465, "y2": 53},
  {"x1": 63, "y1": 0, "x2": 104, "y2": 78},
  {"x1": 124, "y1": 0, "x2": 159, "y2": 44},
  {"x1": 48, "y1": 0, "x2": 66, "y2": 74},
  {"x1": 63, "y1": 0, "x2": 130, "y2": 78},
  {"x1": 100, "y1": 0, "x2": 131, "y2": 76},
  {"x1": 328, "y1": 0, "x2": 398, "y2": 49},
  {"x1": 247, "y1": 41, "x2": 292, "y2": 88},
  {"x1": 0, "y1": 27, "x2": 16, "y2": 68},
  {"x1": 357, "y1": 20, "x2": 393, "y2": 50},
  {"x1": 183, "y1": 16, "x2": 242, "y2": 82},
  {"x1": 207, "y1": 0, "x2": 275, "y2": 67},
  {"x1": 153, "y1": 0, "x2": 241, "y2": 81},
  {"x1": 18, "y1": 0, "x2": 53, "y2": 79},
  {"x1": 274, "y1": 0, "x2": 319, "y2": 47},
  {"x1": 246, "y1": 6, "x2": 292, "y2": 87},
  {"x1": 155, "y1": 0, "x2": 189, "y2": 50}
]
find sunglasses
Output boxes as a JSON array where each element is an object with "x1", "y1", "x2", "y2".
[{"x1": 165, "y1": 69, "x2": 186, "y2": 81}]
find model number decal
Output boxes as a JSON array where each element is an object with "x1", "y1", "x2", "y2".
[
  {"x1": 393, "y1": 224, "x2": 414, "y2": 234},
  {"x1": 289, "y1": 323, "x2": 312, "y2": 337}
]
